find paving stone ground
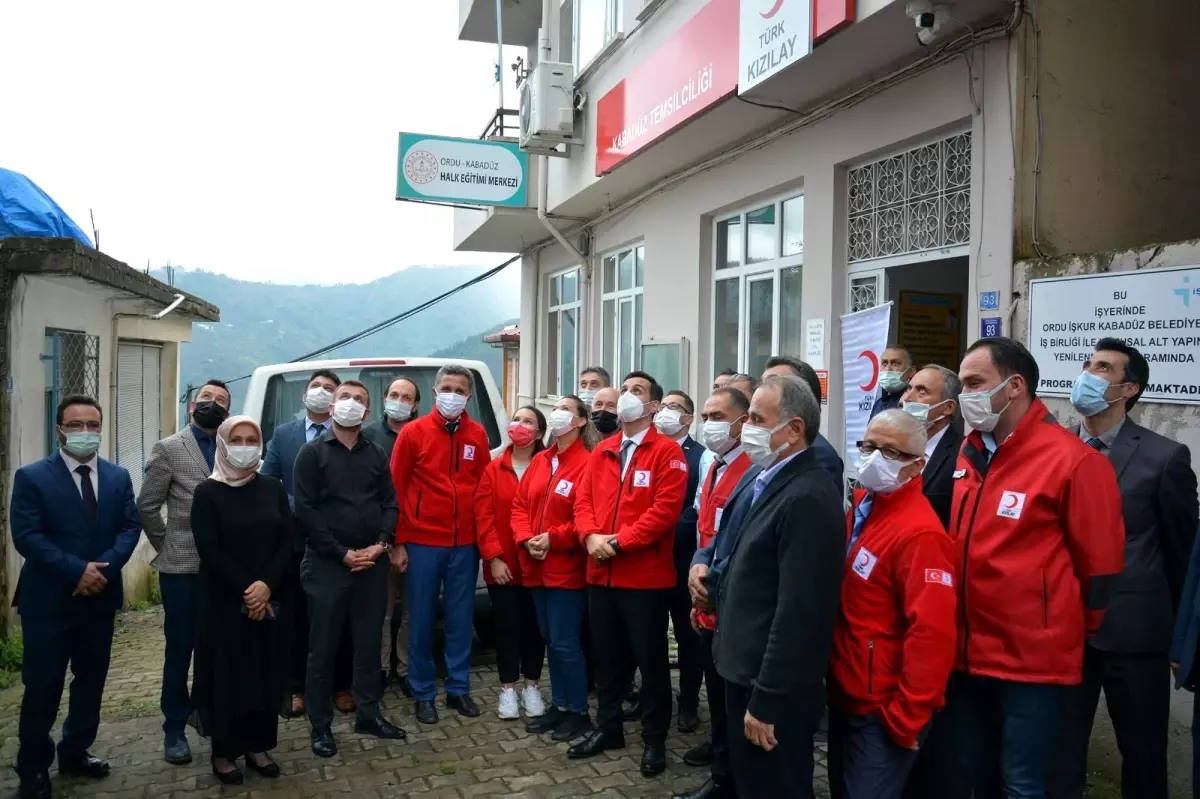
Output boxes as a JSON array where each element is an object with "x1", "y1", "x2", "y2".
[{"x1": 0, "y1": 608, "x2": 831, "y2": 799}]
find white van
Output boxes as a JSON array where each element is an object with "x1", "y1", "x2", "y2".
[{"x1": 241, "y1": 357, "x2": 509, "y2": 633}]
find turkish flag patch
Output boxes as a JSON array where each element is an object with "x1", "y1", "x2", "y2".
[
  {"x1": 670, "y1": 460, "x2": 688, "y2": 472},
  {"x1": 925, "y1": 569, "x2": 953, "y2": 587}
]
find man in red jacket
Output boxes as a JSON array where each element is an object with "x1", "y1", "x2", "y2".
[
  {"x1": 568, "y1": 371, "x2": 688, "y2": 778},
  {"x1": 828, "y1": 409, "x2": 957, "y2": 799},
  {"x1": 389, "y1": 365, "x2": 492, "y2": 725},
  {"x1": 944, "y1": 337, "x2": 1124, "y2": 797}
]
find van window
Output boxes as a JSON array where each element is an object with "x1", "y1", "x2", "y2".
[{"x1": 260, "y1": 366, "x2": 501, "y2": 448}]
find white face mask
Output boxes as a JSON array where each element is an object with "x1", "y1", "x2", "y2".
[
  {"x1": 702, "y1": 421, "x2": 735, "y2": 455},
  {"x1": 305, "y1": 386, "x2": 334, "y2": 414},
  {"x1": 436, "y1": 392, "x2": 468, "y2": 419},
  {"x1": 879, "y1": 371, "x2": 908, "y2": 393},
  {"x1": 856, "y1": 449, "x2": 915, "y2": 494},
  {"x1": 548, "y1": 409, "x2": 576, "y2": 437},
  {"x1": 332, "y1": 398, "x2": 367, "y2": 428},
  {"x1": 578, "y1": 389, "x2": 598, "y2": 406},
  {"x1": 741, "y1": 420, "x2": 793, "y2": 469},
  {"x1": 902, "y1": 399, "x2": 951, "y2": 428},
  {"x1": 226, "y1": 445, "x2": 262, "y2": 470},
  {"x1": 959, "y1": 377, "x2": 1012, "y2": 433},
  {"x1": 654, "y1": 408, "x2": 684, "y2": 436},
  {"x1": 384, "y1": 400, "x2": 413, "y2": 422},
  {"x1": 617, "y1": 391, "x2": 646, "y2": 423}
]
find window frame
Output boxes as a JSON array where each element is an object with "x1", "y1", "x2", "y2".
[
  {"x1": 710, "y1": 193, "x2": 805, "y2": 379},
  {"x1": 571, "y1": 0, "x2": 623, "y2": 75},
  {"x1": 600, "y1": 243, "x2": 645, "y2": 381},
  {"x1": 545, "y1": 266, "x2": 583, "y2": 399}
]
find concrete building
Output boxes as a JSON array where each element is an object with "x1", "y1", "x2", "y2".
[
  {"x1": 0, "y1": 237, "x2": 220, "y2": 625},
  {"x1": 448, "y1": 0, "x2": 1200, "y2": 480}
]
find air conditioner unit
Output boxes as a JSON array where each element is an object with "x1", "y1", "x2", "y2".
[{"x1": 519, "y1": 60, "x2": 575, "y2": 152}]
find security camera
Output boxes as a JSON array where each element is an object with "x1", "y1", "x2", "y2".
[{"x1": 905, "y1": 1, "x2": 949, "y2": 46}]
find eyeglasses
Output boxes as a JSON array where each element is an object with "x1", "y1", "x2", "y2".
[
  {"x1": 61, "y1": 421, "x2": 102, "y2": 433},
  {"x1": 856, "y1": 441, "x2": 921, "y2": 462},
  {"x1": 661, "y1": 402, "x2": 691, "y2": 413}
]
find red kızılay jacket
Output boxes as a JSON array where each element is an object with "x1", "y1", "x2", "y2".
[
  {"x1": 831, "y1": 478, "x2": 957, "y2": 749},
  {"x1": 391, "y1": 410, "x2": 492, "y2": 548},
  {"x1": 475, "y1": 447, "x2": 530, "y2": 586},
  {"x1": 574, "y1": 425, "x2": 688, "y2": 589},
  {"x1": 950, "y1": 398, "x2": 1125, "y2": 684},
  {"x1": 510, "y1": 437, "x2": 593, "y2": 590}
]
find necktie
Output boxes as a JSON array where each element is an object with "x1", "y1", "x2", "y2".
[
  {"x1": 1086, "y1": 437, "x2": 1104, "y2": 451},
  {"x1": 309, "y1": 423, "x2": 325, "y2": 442},
  {"x1": 751, "y1": 475, "x2": 766, "y2": 506},
  {"x1": 848, "y1": 497, "x2": 872, "y2": 556},
  {"x1": 620, "y1": 440, "x2": 635, "y2": 472},
  {"x1": 705, "y1": 458, "x2": 723, "y2": 497},
  {"x1": 76, "y1": 465, "x2": 97, "y2": 521}
]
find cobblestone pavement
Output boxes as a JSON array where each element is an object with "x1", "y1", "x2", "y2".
[{"x1": 0, "y1": 609, "x2": 831, "y2": 798}]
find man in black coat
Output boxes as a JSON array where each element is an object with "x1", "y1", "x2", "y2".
[
  {"x1": 710, "y1": 375, "x2": 844, "y2": 797},
  {"x1": 1048, "y1": 338, "x2": 1198, "y2": 799}
]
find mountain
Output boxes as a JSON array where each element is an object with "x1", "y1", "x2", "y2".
[{"x1": 155, "y1": 265, "x2": 520, "y2": 410}]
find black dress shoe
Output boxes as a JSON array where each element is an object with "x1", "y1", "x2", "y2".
[
  {"x1": 414, "y1": 699, "x2": 439, "y2": 724},
  {"x1": 641, "y1": 742, "x2": 667, "y2": 777},
  {"x1": 210, "y1": 757, "x2": 244, "y2": 786},
  {"x1": 446, "y1": 694, "x2": 481, "y2": 718},
  {"x1": 18, "y1": 771, "x2": 51, "y2": 799},
  {"x1": 567, "y1": 728, "x2": 626, "y2": 759},
  {"x1": 550, "y1": 712, "x2": 593, "y2": 743},
  {"x1": 525, "y1": 706, "x2": 565, "y2": 734},
  {"x1": 310, "y1": 726, "x2": 337, "y2": 758},
  {"x1": 677, "y1": 704, "x2": 700, "y2": 733},
  {"x1": 244, "y1": 752, "x2": 280, "y2": 779},
  {"x1": 621, "y1": 698, "x2": 642, "y2": 721},
  {"x1": 58, "y1": 753, "x2": 110, "y2": 779},
  {"x1": 399, "y1": 677, "x2": 413, "y2": 698},
  {"x1": 355, "y1": 716, "x2": 407, "y2": 740},
  {"x1": 683, "y1": 740, "x2": 715, "y2": 767},
  {"x1": 671, "y1": 777, "x2": 737, "y2": 799}
]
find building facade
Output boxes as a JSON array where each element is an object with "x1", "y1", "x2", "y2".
[
  {"x1": 0, "y1": 238, "x2": 220, "y2": 625},
  {"x1": 450, "y1": 0, "x2": 1200, "y2": 475}
]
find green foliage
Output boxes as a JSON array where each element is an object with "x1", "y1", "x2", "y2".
[{"x1": 0, "y1": 630, "x2": 23, "y2": 688}]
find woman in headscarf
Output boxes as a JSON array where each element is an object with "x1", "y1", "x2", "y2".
[{"x1": 190, "y1": 415, "x2": 293, "y2": 784}]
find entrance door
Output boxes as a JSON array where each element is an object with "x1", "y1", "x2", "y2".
[{"x1": 116, "y1": 342, "x2": 162, "y2": 496}]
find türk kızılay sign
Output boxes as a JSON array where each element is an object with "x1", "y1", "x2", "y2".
[
  {"x1": 739, "y1": 0, "x2": 812, "y2": 93},
  {"x1": 1027, "y1": 265, "x2": 1200, "y2": 404},
  {"x1": 396, "y1": 133, "x2": 528, "y2": 207}
]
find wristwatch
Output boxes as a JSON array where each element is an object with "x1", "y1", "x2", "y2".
[{"x1": 608, "y1": 538, "x2": 623, "y2": 555}]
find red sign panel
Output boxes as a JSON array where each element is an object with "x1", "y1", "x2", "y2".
[
  {"x1": 814, "y1": 0, "x2": 854, "y2": 43},
  {"x1": 594, "y1": 0, "x2": 740, "y2": 176}
]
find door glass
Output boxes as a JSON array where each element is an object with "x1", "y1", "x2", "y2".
[
  {"x1": 618, "y1": 249, "x2": 634, "y2": 290},
  {"x1": 716, "y1": 218, "x2": 741, "y2": 270},
  {"x1": 618, "y1": 298, "x2": 633, "y2": 378},
  {"x1": 747, "y1": 276, "x2": 775, "y2": 377},
  {"x1": 635, "y1": 246, "x2": 645, "y2": 287},
  {"x1": 779, "y1": 266, "x2": 803, "y2": 357},
  {"x1": 560, "y1": 308, "x2": 577, "y2": 396},
  {"x1": 603, "y1": 298, "x2": 615, "y2": 375},
  {"x1": 561, "y1": 270, "x2": 578, "y2": 303},
  {"x1": 713, "y1": 278, "x2": 740, "y2": 374},
  {"x1": 603, "y1": 255, "x2": 616, "y2": 294},
  {"x1": 633, "y1": 292, "x2": 643, "y2": 371},
  {"x1": 746, "y1": 205, "x2": 776, "y2": 264},
  {"x1": 782, "y1": 195, "x2": 804, "y2": 256}
]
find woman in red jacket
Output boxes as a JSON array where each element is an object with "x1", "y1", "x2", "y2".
[
  {"x1": 512, "y1": 395, "x2": 599, "y2": 744},
  {"x1": 476, "y1": 406, "x2": 548, "y2": 722}
]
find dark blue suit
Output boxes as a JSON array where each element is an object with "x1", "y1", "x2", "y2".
[
  {"x1": 11, "y1": 453, "x2": 141, "y2": 777},
  {"x1": 261, "y1": 418, "x2": 313, "y2": 507},
  {"x1": 671, "y1": 435, "x2": 706, "y2": 713}
]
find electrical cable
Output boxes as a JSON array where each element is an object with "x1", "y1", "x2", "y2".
[{"x1": 181, "y1": 254, "x2": 519, "y2": 400}]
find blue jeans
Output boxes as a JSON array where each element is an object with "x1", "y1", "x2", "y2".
[
  {"x1": 943, "y1": 673, "x2": 1065, "y2": 799},
  {"x1": 828, "y1": 711, "x2": 925, "y2": 799},
  {"x1": 158, "y1": 572, "x2": 198, "y2": 737},
  {"x1": 405, "y1": 543, "x2": 478, "y2": 702},
  {"x1": 531, "y1": 588, "x2": 588, "y2": 713}
]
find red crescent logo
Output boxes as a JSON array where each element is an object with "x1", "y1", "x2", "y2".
[
  {"x1": 1004, "y1": 493, "x2": 1019, "y2": 508},
  {"x1": 858, "y1": 350, "x2": 880, "y2": 392},
  {"x1": 761, "y1": 0, "x2": 786, "y2": 18}
]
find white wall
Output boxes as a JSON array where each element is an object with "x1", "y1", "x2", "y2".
[{"x1": 521, "y1": 39, "x2": 1015, "y2": 458}]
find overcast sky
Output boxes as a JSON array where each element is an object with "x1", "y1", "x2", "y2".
[{"x1": 1, "y1": 2, "x2": 522, "y2": 286}]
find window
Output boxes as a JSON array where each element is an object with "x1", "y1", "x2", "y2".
[
  {"x1": 602, "y1": 245, "x2": 644, "y2": 380},
  {"x1": 546, "y1": 268, "x2": 582, "y2": 397},
  {"x1": 711, "y1": 195, "x2": 804, "y2": 377},
  {"x1": 565, "y1": 0, "x2": 622, "y2": 74},
  {"x1": 42, "y1": 329, "x2": 101, "y2": 456}
]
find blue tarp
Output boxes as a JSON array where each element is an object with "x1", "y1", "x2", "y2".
[{"x1": 0, "y1": 168, "x2": 94, "y2": 248}]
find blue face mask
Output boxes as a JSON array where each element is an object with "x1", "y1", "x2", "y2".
[
  {"x1": 62, "y1": 431, "x2": 101, "y2": 458},
  {"x1": 1070, "y1": 370, "x2": 1120, "y2": 417}
]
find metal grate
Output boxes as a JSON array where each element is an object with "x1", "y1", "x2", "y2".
[
  {"x1": 849, "y1": 275, "x2": 879, "y2": 313},
  {"x1": 847, "y1": 132, "x2": 972, "y2": 263},
  {"x1": 42, "y1": 330, "x2": 101, "y2": 454}
]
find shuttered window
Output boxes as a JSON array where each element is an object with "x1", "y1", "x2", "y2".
[{"x1": 115, "y1": 342, "x2": 162, "y2": 496}]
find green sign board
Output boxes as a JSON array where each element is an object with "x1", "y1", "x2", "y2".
[{"x1": 396, "y1": 132, "x2": 529, "y2": 208}]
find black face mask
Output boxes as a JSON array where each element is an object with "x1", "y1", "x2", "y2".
[
  {"x1": 192, "y1": 401, "x2": 229, "y2": 431},
  {"x1": 591, "y1": 410, "x2": 619, "y2": 435}
]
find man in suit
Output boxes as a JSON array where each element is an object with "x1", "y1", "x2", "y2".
[
  {"x1": 655, "y1": 390, "x2": 705, "y2": 733},
  {"x1": 707, "y1": 374, "x2": 844, "y2": 796},
  {"x1": 12, "y1": 395, "x2": 142, "y2": 799},
  {"x1": 261, "y1": 368, "x2": 356, "y2": 716},
  {"x1": 138, "y1": 379, "x2": 231, "y2": 766},
  {"x1": 1048, "y1": 338, "x2": 1198, "y2": 799},
  {"x1": 761, "y1": 356, "x2": 844, "y2": 485},
  {"x1": 870, "y1": 346, "x2": 916, "y2": 420},
  {"x1": 899, "y1": 363, "x2": 967, "y2": 799}
]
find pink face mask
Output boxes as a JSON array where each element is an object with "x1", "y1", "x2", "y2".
[{"x1": 508, "y1": 421, "x2": 538, "y2": 448}]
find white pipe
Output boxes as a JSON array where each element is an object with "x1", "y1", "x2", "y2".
[
  {"x1": 151, "y1": 293, "x2": 185, "y2": 320},
  {"x1": 495, "y1": 0, "x2": 505, "y2": 113}
]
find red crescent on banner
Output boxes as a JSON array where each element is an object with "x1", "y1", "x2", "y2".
[
  {"x1": 858, "y1": 350, "x2": 880, "y2": 392},
  {"x1": 761, "y1": 0, "x2": 786, "y2": 18}
]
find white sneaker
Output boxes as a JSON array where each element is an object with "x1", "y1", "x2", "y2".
[
  {"x1": 498, "y1": 687, "x2": 520, "y2": 720},
  {"x1": 522, "y1": 684, "x2": 546, "y2": 718}
]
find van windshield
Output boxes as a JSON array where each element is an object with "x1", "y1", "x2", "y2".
[{"x1": 259, "y1": 366, "x2": 501, "y2": 448}]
